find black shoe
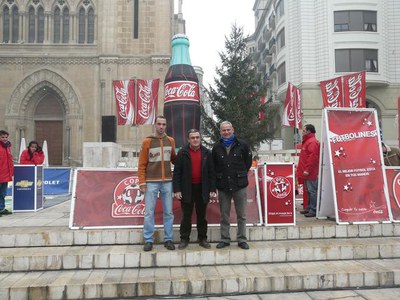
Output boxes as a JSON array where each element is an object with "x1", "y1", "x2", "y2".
[
  {"x1": 305, "y1": 212, "x2": 316, "y2": 217},
  {"x1": 0, "y1": 209, "x2": 12, "y2": 215},
  {"x1": 300, "y1": 209, "x2": 309, "y2": 214},
  {"x1": 178, "y1": 240, "x2": 189, "y2": 250},
  {"x1": 164, "y1": 240, "x2": 175, "y2": 250},
  {"x1": 238, "y1": 242, "x2": 249, "y2": 250},
  {"x1": 143, "y1": 242, "x2": 153, "y2": 251},
  {"x1": 199, "y1": 240, "x2": 211, "y2": 249},
  {"x1": 216, "y1": 241, "x2": 230, "y2": 249}
]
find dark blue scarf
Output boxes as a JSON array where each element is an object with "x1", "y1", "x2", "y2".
[{"x1": 221, "y1": 134, "x2": 235, "y2": 148}]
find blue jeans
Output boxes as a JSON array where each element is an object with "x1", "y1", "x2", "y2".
[
  {"x1": 143, "y1": 181, "x2": 174, "y2": 243},
  {"x1": 305, "y1": 179, "x2": 318, "y2": 214},
  {"x1": 0, "y1": 182, "x2": 8, "y2": 210}
]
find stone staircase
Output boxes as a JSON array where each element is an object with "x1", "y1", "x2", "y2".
[{"x1": 0, "y1": 210, "x2": 400, "y2": 299}]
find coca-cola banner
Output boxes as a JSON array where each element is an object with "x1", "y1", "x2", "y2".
[
  {"x1": 113, "y1": 80, "x2": 135, "y2": 125},
  {"x1": 320, "y1": 76, "x2": 343, "y2": 108},
  {"x1": 320, "y1": 71, "x2": 366, "y2": 108},
  {"x1": 343, "y1": 71, "x2": 366, "y2": 108},
  {"x1": 282, "y1": 82, "x2": 302, "y2": 130},
  {"x1": 325, "y1": 108, "x2": 390, "y2": 223},
  {"x1": 263, "y1": 163, "x2": 295, "y2": 225},
  {"x1": 164, "y1": 80, "x2": 199, "y2": 103},
  {"x1": 136, "y1": 79, "x2": 159, "y2": 125},
  {"x1": 384, "y1": 168, "x2": 400, "y2": 222},
  {"x1": 70, "y1": 169, "x2": 262, "y2": 229}
]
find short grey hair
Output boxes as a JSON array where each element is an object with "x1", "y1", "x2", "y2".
[{"x1": 220, "y1": 121, "x2": 232, "y2": 130}]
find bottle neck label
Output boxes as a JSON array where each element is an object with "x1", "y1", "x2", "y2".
[{"x1": 164, "y1": 81, "x2": 200, "y2": 103}]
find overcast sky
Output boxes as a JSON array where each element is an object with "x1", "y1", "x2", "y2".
[{"x1": 176, "y1": 0, "x2": 255, "y2": 88}]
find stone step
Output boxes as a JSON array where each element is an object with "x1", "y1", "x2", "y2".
[
  {"x1": 0, "y1": 258, "x2": 399, "y2": 299},
  {"x1": 1, "y1": 237, "x2": 399, "y2": 272},
  {"x1": 1, "y1": 222, "x2": 400, "y2": 248}
]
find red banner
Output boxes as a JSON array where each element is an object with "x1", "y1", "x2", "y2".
[
  {"x1": 70, "y1": 169, "x2": 261, "y2": 228},
  {"x1": 320, "y1": 76, "x2": 343, "y2": 108},
  {"x1": 164, "y1": 80, "x2": 199, "y2": 103},
  {"x1": 265, "y1": 164, "x2": 295, "y2": 225},
  {"x1": 327, "y1": 109, "x2": 390, "y2": 222},
  {"x1": 384, "y1": 168, "x2": 400, "y2": 221},
  {"x1": 343, "y1": 71, "x2": 366, "y2": 108},
  {"x1": 113, "y1": 80, "x2": 135, "y2": 125},
  {"x1": 320, "y1": 71, "x2": 366, "y2": 108},
  {"x1": 135, "y1": 79, "x2": 159, "y2": 125},
  {"x1": 282, "y1": 83, "x2": 302, "y2": 129}
]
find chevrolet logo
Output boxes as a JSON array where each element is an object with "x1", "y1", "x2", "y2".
[
  {"x1": 15, "y1": 180, "x2": 34, "y2": 188},
  {"x1": 37, "y1": 180, "x2": 43, "y2": 187}
]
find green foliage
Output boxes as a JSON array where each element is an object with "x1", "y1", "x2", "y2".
[{"x1": 201, "y1": 24, "x2": 277, "y2": 151}]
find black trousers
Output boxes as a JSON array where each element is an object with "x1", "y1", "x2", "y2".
[{"x1": 180, "y1": 184, "x2": 208, "y2": 241}]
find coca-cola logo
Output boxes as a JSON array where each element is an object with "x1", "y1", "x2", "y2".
[
  {"x1": 347, "y1": 73, "x2": 363, "y2": 107},
  {"x1": 114, "y1": 86, "x2": 131, "y2": 120},
  {"x1": 111, "y1": 176, "x2": 145, "y2": 218},
  {"x1": 324, "y1": 79, "x2": 341, "y2": 107},
  {"x1": 137, "y1": 81, "x2": 153, "y2": 120},
  {"x1": 269, "y1": 176, "x2": 291, "y2": 199},
  {"x1": 164, "y1": 81, "x2": 199, "y2": 102}
]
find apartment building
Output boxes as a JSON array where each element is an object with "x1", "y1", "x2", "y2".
[{"x1": 250, "y1": 0, "x2": 400, "y2": 148}]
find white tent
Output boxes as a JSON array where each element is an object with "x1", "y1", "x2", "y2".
[{"x1": 18, "y1": 138, "x2": 26, "y2": 163}]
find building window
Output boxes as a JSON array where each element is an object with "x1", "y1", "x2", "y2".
[
  {"x1": 3, "y1": 3, "x2": 19, "y2": 43},
  {"x1": 27, "y1": 4, "x2": 44, "y2": 43},
  {"x1": 334, "y1": 10, "x2": 377, "y2": 32},
  {"x1": 54, "y1": 5, "x2": 70, "y2": 43},
  {"x1": 62, "y1": 8, "x2": 70, "y2": 43},
  {"x1": 12, "y1": 6, "x2": 19, "y2": 43},
  {"x1": 78, "y1": 2, "x2": 95, "y2": 44},
  {"x1": 134, "y1": 0, "x2": 139, "y2": 39},
  {"x1": 277, "y1": 28, "x2": 285, "y2": 51},
  {"x1": 277, "y1": 62, "x2": 286, "y2": 86},
  {"x1": 54, "y1": 7, "x2": 61, "y2": 43},
  {"x1": 335, "y1": 49, "x2": 378, "y2": 72},
  {"x1": 276, "y1": 0, "x2": 284, "y2": 20}
]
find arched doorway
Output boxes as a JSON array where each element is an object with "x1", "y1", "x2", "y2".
[{"x1": 33, "y1": 88, "x2": 64, "y2": 165}]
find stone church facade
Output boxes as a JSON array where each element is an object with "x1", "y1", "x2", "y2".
[{"x1": 0, "y1": 0, "x2": 174, "y2": 165}]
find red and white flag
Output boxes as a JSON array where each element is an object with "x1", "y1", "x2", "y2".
[
  {"x1": 113, "y1": 80, "x2": 135, "y2": 125},
  {"x1": 282, "y1": 83, "x2": 302, "y2": 130},
  {"x1": 343, "y1": 71, "x2": 366, "y2": 108},
  {"x1": 135, "y1": 79, "x2": 159, "y2": 125},
  {"x1": 320, "y1": 76, "x2": 343, "y2": 108},
  {"x1": 320, "y1": 71, "x2": 366, "y2": 108}
]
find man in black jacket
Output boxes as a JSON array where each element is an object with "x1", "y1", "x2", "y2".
[
  {"x1": 173, "y1": 129, "x2": 216, "y2": 249},
  {"x1": 212, "y1": 121, "x2": 252, "y2": 250}
]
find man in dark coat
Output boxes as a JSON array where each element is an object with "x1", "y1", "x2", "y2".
[
  {"x1": 212, "y1": 121, "x2": 252, "y2": 250},
  {"x1": 173, "y1": 129, "x2": 216, "y2": 249}
]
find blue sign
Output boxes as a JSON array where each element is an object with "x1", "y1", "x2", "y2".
[
  {"x1": 43, "y1": 168, "x2": 71, "y2": 195},
  {"x1": 13, "y1": 165, "x2": 43, "y2": 211}
]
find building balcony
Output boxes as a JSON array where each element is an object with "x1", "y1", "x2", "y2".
[
  {"x1": 269, "y1": 15, "x2": 276, "y2": 30},
  {"x1": 269, "y1": 37, "x2": 276, "y2": 53},
  {"x1": 269, "y1": 64, "x2": 276, "y2": 77},
  {"x1": 253, "y1": 51, "x2": 261, "y2": 63},
  {"x1": 262, "y1": 48, "x2": 271, "y2": 60}
]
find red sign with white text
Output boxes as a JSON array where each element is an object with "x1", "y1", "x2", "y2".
[
  {"x1": 327, "y1": 110, "x2": 390, "y2": 222},
  {"x1": 343, "y1": 71, "x2": 366, "y2": 108},
  {"x1": 70, "y1": 169, "x2": 261, "y2": 228},
  {"x1": 320, "y1": 76, "x2": 343, "y2": 108},
  {"x1": 282, "y1": 83, "x2": 302, "y2": 130},
  {"x1": 265, "y1": 163, "x2": 295, "y2": 225},
  {"x1": 135, "y1": 79, "x2": 159, "y2": 125},
  {"x1": 113, "y1": 80, "x2": 136, "y2": 125},
  {"x1": 164, "y1": 81, "x2": 200, "y2": 103},
  {"x1": 384, "y1": 168, "x2": 400, "y2": 221}
]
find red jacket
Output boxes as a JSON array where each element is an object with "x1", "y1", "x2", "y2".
[
  {"x1": 297, "y1": 133, "x2": 320, "y2": 181},
  {"x1": 0, "y1": 142, "x2": 14, "y2": 183},
  {"x1": 20, "y1": 149, "x2": 45, "y2": 165}
]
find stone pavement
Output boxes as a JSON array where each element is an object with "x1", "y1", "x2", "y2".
[{"x1": 0, "y1": 197, "x2": 399, "y2": 299}]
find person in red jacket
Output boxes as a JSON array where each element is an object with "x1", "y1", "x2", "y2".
[
  {"x1": 0, "y1": 130, "x2": 14, "y2": 215},
  {"x1": 20, "y1": 141, "x2": 45, "y2": 165},
  {"x1": 297, "y1": 124, "x2": 320, "y2": 217}
]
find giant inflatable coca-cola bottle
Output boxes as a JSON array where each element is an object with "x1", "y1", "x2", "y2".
[{"x1": 163, "y1": 34, "x2": 200, "y2": 148}]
